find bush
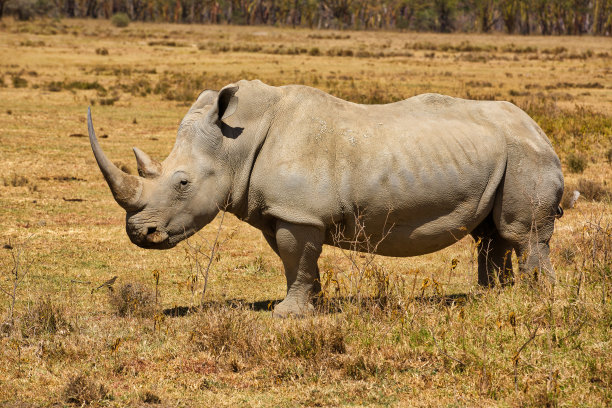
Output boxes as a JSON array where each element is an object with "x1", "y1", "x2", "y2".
[
  {"x1": 109, "y1": 282, "x2": 155, "y2": 317},
  {"x1": 111, "y1": 12, "x2": 130, "y2": 28},
  {"x1": 140, "y1": 391, "x2": 161, "y2": 404},
  {"x1": 63, "y1": 374, "x2": 109, "y2": 405},
  {"x1": 567, "y1": 152, "x2": 588, "y2": 173},
  {"x1": 12, "y1": 76, "x2": 28, "y2": 88},
  {"x1": 21, "y1": 298, "x2": 72, "y2": 337}
]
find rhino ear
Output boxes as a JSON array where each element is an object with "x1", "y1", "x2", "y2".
[
  {"x1": 188, "y1": 89, "x2": 218, "y2": 114},
  {"x1": 208, "y1": 84, "x2": 239, "y2": 123}
]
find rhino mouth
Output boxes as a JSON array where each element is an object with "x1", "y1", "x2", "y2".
[
  {"x1": 130, "y1": 231, "x2": 172, "y2": 250},
  {"x1": 139, "y1": 228, "x2": 196, "y2": 250}
]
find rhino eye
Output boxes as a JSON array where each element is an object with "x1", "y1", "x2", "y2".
[{"x1": 172, "y1": 171, "x2": 190, "y2": 191}]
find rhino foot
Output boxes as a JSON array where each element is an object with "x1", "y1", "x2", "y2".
[{"x1": 272, "y1": 299, "x2": 314, "y2": 318}]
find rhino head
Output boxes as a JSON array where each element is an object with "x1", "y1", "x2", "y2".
[{"x1": 88, "y1": 85, "x2": 239, "y2": 249}]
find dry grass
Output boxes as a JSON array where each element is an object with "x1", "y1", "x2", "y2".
[{"x1": 0, "y1": 18, "x2": 611, "y2": 407}]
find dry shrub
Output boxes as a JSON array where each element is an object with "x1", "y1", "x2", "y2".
[
  {"x1": 21, "y1": 298, "x2": 72, "y2": 337},
  {"x1": 109, "y1": 282, "x2": 155, "y2": 318},
  {"x1": 11, "y1": 75, "x2": 28, "y2": 88},
  {"x1": 3, "y1": 173, "x2": 29, "y2": 187},
  {"x1": 342, "y1": 353, "x2": 383, "y2": 380},
  {"x1": 140, "y1": 390, "x2": 161, "y2": 404},
  {"x1": 63, "y1": 373, "x2": 109, "y2": 405},
  {"x1": 577, "y1": 179, "x2": 609, "y2": 201},
  {"x1": 557, "y1": 243, "x2": 577, "y2": 266}
]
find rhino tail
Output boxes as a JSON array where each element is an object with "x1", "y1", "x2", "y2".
[{"x1": 555, "y1": 205, "x2": 564, "y2": 219}]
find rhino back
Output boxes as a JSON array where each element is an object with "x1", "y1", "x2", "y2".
[{"x1": 250, "y1": 87, "x2": 542, "y2": 256}]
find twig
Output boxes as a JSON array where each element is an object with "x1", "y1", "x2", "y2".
[
  {"x1": 0, "y1": 235, "x2": 34, "y2": 324},
  {"x1": 430, "y1": 328, "x2": 466, "y2": 367},
  {"x1": 513, "y1": 323, "x2": 540, "y2": 392},
  {"x1": 200, "y1": 210, "x2": 226, "y2": 305}
]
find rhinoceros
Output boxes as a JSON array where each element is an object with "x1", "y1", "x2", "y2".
[{"x1": 88, "y1": 79, "x2": 564, "y2": 317}]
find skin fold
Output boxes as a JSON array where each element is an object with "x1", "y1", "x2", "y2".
[{"x1": 89, "y1": 79, "x2": 564, "y2": 317}]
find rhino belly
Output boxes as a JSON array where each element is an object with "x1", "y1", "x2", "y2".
[
  {"x1": 327, "y1": 195, "x2": 493, "y2": 257},
  {"x1": 329, "y1": 139, "x2": 506, "y2": 257}
]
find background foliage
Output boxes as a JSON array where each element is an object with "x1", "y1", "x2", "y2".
[{"x1": 1, "y1": 0, "x2": 612, "y2": 35}]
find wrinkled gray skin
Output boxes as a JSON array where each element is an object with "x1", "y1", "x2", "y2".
[{"x1": 89, "y1": 79, "x2": 564, "y2": 317}]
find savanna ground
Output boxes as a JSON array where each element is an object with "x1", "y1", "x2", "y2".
[{"x1": 0, "y1": 17, "x2": 611, "y2": 407}]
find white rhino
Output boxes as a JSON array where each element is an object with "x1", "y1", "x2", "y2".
[{"x1": 88, "y1": 79, "x2": 564, "y2": 317}]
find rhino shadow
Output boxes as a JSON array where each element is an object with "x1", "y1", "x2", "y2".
[
  {"x1": 162, "y1": 293, "x2": 471, "y2": 317},
  {"x1": 162, "y1": 299, "x2": 280, "y2": 317}
]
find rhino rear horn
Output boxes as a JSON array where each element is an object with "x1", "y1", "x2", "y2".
[
  {"x1": 133, "y1": 147, "x2": 161, "y2": 178},
  {"x1": 87, "y1": 108, "x2": 144, "y2": 212}
]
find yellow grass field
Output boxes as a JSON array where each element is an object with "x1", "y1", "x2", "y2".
[{"x1": 0, "y1": 18, "x2": 611, "y2": 407}]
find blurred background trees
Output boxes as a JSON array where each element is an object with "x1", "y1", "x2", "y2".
[{"x1": 1, "y1": 0, "x2": 610, "y2": 35}]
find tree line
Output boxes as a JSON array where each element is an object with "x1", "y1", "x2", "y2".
[{"x1": 2, "y1": 0, "x2": 611, "y2": 35}]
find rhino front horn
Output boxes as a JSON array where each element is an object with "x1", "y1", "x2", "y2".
[{"x1": 87, "y1": 107, "x2": 143, "y2": 212}]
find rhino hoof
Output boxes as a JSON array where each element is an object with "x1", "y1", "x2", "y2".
[{"x1": 272, "y1": 299, "x2": 314, "y2": 318}]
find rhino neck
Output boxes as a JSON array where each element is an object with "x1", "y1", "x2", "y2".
[
  {"x1": 224, "y1": 126, "x2": 269, "y2": 220},
  {"x1": 220, "y1": 83, "x2": 282, "y2": 221}
]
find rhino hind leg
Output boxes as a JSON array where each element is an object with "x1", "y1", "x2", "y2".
[
  {"x1": 471, "y1": 215, "x2": 514, "y2": 287},
  {"x1": 491, "y1": 183, "x2": 560, "y2": 285},
  {"x1": 515, "y1": 239, "x2": 554, "y2": 283},
  {"x1": 272, "y1": 221, "x2": 323, "y2": 318}
]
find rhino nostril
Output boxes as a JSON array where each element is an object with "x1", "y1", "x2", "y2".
[{"x1": 146, "y1": 226, "x2": 157, "y2": 235}]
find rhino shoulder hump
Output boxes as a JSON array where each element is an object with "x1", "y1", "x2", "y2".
[{"x1": 413, "y1": 93, "x2": 459, "y2": 107}]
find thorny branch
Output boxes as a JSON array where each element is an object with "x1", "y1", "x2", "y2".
[
  {"x1": 331, "y1": 208, "x2": 395, "y2": 302},
  {"x1": 184, "y1": 200, "x2": 234, "y2": 306}
]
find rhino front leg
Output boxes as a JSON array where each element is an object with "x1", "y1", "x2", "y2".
[{"x1": 273, "y1": 221, "x2": 323, "y2": 318}]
